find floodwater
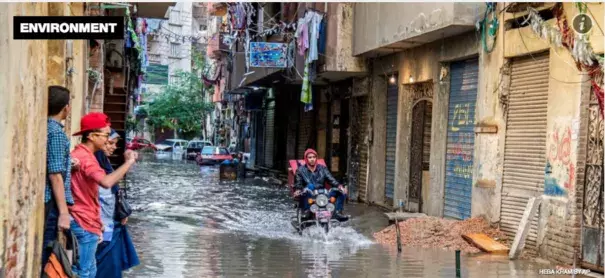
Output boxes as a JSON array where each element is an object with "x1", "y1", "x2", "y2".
[{"x1": 123, "y1": 157, "x2": 587, "y2": 278}]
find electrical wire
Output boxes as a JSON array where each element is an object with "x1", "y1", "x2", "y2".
[{"x1": 586, "y1": 5, "x2": 604, "y2": 36}]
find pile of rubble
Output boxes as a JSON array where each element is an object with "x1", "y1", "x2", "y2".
[{"x1": 374, "y1": 216, "x2": 507, "y2": 254}]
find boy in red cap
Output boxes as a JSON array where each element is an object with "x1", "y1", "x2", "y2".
[{"x1": 69, "y1": 112, "x2": 138, "y2": 278}]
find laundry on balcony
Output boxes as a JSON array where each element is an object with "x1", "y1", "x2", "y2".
[{"x1": 295, "y1": 10, "x2": 324, "y2": 63}]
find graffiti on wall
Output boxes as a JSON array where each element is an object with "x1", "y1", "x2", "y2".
[
  {"x1": 450, "y1": 103, "x2": 473, "y2": 132},
  {"x1": 545, "y1": 124, "x2": 575, "y2": 196}
]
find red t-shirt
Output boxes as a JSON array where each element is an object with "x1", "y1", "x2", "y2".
[{"x1": 69, "y1": 144, "x2": 106, "y2": 237}]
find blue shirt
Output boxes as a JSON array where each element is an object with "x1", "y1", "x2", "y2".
[{"x1": 46, "y1": 118, "x2": 74, "y2": 205}]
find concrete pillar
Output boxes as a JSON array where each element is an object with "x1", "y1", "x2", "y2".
[{"x1": 368, "y1": 72, "x2": 387, "y2": 206}]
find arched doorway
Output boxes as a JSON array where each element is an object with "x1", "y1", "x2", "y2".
[{"x1": 407, "y1": 82, "x2": 433, "y2": 213}]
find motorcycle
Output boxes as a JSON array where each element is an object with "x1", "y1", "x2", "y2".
[{"x1": 291, "y1": 187, "x2": 349, "y2": 235}]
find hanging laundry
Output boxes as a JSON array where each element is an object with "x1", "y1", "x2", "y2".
[
  {"x1": 318, "y1": 18, "x2": 327, "y2": 56},
  {"x1": 307, "y1": 12, "x2": 322, "y2": 63},
  {"x1": 300, "y1": 55, "x2": 313, "y2": 111},
  {"x1": 146, "y1": 19, "x2": 162, "y2": 33},
  {"x1": 232, "y1": 3, "x2": 246, "y2": 30},
  {"x1": 297, "y1": 22, "x2": 308, "y2": 56},
  {"x1": 296, "y1": 12, "x2": 314, "y2": 56}
]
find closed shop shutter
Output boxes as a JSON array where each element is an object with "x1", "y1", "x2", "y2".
[
  {"x1": 385, "y1": 78, "x2": 399, "y2": 200},
  {"x1": 444, "y1": 58, "x2": 479, "y2": 220},
  {"x1": 264, "y1": 100, "x2": 275, "y2": 168},
  {"x1": 255, "y1": 111, "x2": 265, "y2": 167},
  {"x1": 297, "y1": 110, "x2": 314, "y2": 158},
  {"x1": 358, "y1": 96, "x2": 370, "y2": 202},
  {"x1": 501, "y1": 52, "x2": 549, "y2": 251}
]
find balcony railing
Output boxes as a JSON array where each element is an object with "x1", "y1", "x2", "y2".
[
  {"x1": 193, "y1": 3, "x2": 208, "y2": 20},
  {"x1": 207, "y1": 32, "x2": 228, "y2": 59},
  {"x1": 208, "y1": 3, "x2": 227, "y2": 16}
]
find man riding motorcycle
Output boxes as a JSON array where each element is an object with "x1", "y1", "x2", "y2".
[{"x1": 294, "y1": 149, "x2": 348, "y2": 221}]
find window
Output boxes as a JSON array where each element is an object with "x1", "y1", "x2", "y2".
[
  {"x1": 170, "y1": 9, "x2": 181, "y2": 25},
  {"x1": 219, "y1": 148, "x2": 229, "y2": 155},
  {"x1": 170, "y1": 43, "x2": 179, "y2": 57},
  {"x1": 202, "y1": 146, "x2": 214, "y2": 155},
  {"x1": 199, "y1": 24, "x2": 207, "y2": 31}
]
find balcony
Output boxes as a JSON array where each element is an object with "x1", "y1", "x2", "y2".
[
  {"x1": 206, "y1": 32, "x2": 229, "y2": 59},
  {"x1": 135, "y1": 2, "x2": 176, "y2": 19},
  {"x1": 193, "y1": 2, "x2": 208, "y2": 20},
  {"x1": 208, "y1": 3, "x2": 227, "y2": 16},
  {"x1": 353, "y1": 3, "x2": 485, "y2": 56},
  {"x1": 317, "y1": 3, "x2": 367, "y2": 81}
]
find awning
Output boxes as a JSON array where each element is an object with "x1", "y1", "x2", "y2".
[
  {"x1": 225, "y1": 86, "x2": 266, "y2": 96},
  {"x1": 135, "y1": 2, "x2": 175, "y2": 19}
]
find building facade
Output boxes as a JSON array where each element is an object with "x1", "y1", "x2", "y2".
[
  {"x1": 0, "y1": 2, "x2": 173, "y2": 276},
  {"x1": 209, "y1": 1, "x2": 603, "y2": 270},
  {"x1": 354, "y1": 2, "x2": 603, "y2": 270}
]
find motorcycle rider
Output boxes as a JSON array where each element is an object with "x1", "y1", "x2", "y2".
[{"x1": 294, "y1": 149, "x2": 348, "y2": 221}]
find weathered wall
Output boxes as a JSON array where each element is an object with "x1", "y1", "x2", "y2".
[
  {"x1": 369, "y1": 31, "x2": 478, "y2": 211},
  {"x1": 472, "y1": 2, "x2": 507, "y2": 224},
  {"x1": 353, "y1": 3, "x2": 482, "y2": 56},
  {"x1": 66, "y1": 3, "x2": 87, "y2": 146},
  {"x1": 46, "y1": 2, "x2": 87, "y2": 143},
  {"x1": 324, "y1": 3, "x2": 366, "y2": 73},
  {"x1": 368, "y1": 75, "x2": 387, "y2": 206},
  {"x1": 476, "y1": 2, "x2": 604, "y2": 266},
  {"x1": 0, "y1": 3, "x2": 88, "y2": 276},
  {"x1": 87, "y1": 3, "x2": 105, "y2": 114},
  {"x1": 0, "y1": 3, "x2": 49, "y2": 277}
]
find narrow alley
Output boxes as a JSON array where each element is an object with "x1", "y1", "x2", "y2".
[{"x1": 0, "y1": 2, "x2": 603, "y2": 277}]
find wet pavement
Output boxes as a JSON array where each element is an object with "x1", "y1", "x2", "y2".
[{"x1": 123, "y1": 157, "x2": 587, "y2": 278}]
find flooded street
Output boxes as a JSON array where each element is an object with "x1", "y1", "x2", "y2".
[{"x1": 123, "y1": 158, "x2": 581, "y2": 278}]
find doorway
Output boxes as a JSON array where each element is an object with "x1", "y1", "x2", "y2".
[{"x1": 407, "y1": 81, "x2": 433, "y2": 213}]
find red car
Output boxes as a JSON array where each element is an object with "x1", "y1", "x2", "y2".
[
  {"x1": 196, "y1": 146, "x2": 232, "y2": 165},
  {"x1": 126, "y1": 137, "x2": 157, "y2": 151}
]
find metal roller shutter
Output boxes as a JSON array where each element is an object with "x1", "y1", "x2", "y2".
[
  {"x1": 385, "y1": 78, "x2": 399, "y2": 200},
  {"x1": 264, "y1": 100, "x2": 275, "y2": 168},
  {"x1": 444, "y1": 58, "x2": 479, "y2": 220},
  {"x1": 358, "y1": 97, "x2": 370, "y2": 202},
  {"x1": 255, "y1": 111, "x2": 265, "y2": 167},
  {"x1": 501, "y1": 52, "x2": 549, "y2": 251}
]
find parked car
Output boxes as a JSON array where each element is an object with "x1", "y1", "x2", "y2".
[
  {"x1": 196, "y1": 146, "x2": 232, "y2": 165},
  {"x1": 186, "y1": 140, "x2": 213, "y2": 160},
  {"x1": 155, "y1": 139, "x2": 189, "y2": 160},
  {"x1": 127, "y1": 137, "x2": 157, "y2": 151}
]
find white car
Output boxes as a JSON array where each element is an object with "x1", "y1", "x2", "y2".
[{"x1": 155, "y1": 139, "x2": 189, "y2": 160}]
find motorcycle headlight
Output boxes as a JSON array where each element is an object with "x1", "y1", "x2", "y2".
[
  {"x1": 316, "y1": 195, "x2": 329, "y2": 207},
  {"x1": 310, "y1": 204, "x2": 319, "y2": 213},
  {"x1": 326, "y1": 203, "x2": 335, "y2": 212}
]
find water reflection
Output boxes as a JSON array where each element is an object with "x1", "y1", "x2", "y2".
[{"x1": 124, "y1": 157, "x2": 586, "y2": 278}]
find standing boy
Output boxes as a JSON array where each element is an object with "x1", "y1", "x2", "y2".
[
  {"x1": 69, "y1": 113, "x2": 138, "y2": 278},
  {"x1": 42, "y1": 86, "x2": 77, "y2": 269}
]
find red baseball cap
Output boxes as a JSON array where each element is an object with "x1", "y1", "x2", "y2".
[{"x1": 73, "y1": 113, "x2": 111, "y2": 136}]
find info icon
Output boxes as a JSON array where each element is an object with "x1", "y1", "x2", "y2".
[{"x1": 572, "y1": 13, "x2": 593, "y2": 35}]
